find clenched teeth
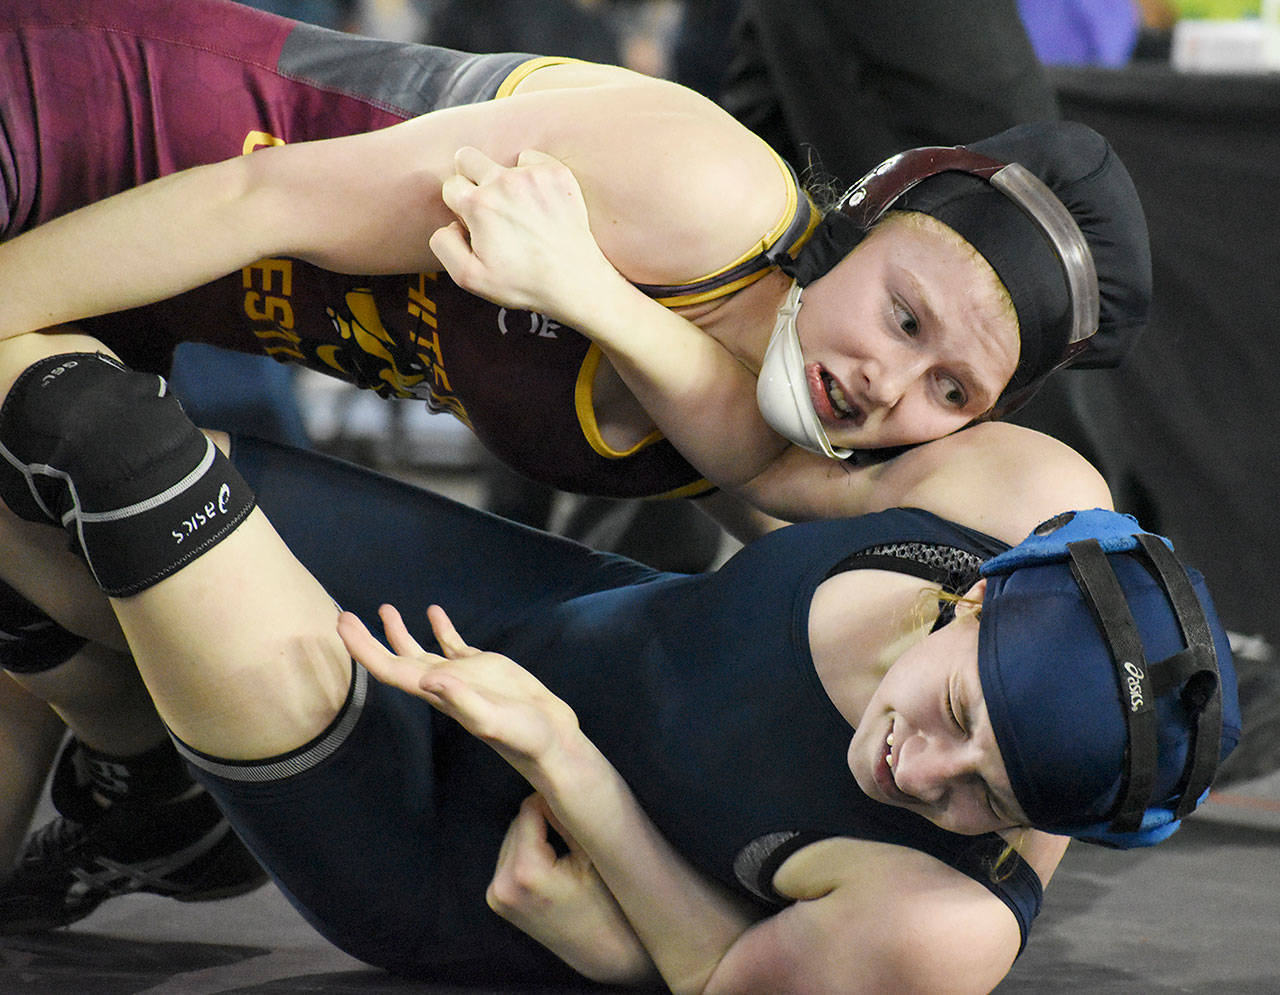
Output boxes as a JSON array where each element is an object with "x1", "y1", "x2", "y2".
[{"x1": 825, "y1": 374, "x2": 855, "y2": 417}]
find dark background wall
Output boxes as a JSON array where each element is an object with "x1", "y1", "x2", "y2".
[{"x1": 1013, "y1": 65, "x2": 1280, "y2": 779}]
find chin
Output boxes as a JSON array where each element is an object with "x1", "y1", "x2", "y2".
[{"x1": 846, "y1": 736, "x2": 874, "y2": 794}]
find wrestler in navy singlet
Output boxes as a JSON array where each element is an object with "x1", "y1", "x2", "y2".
[
  {"x1": 1, "y1": 0, "x2": 817, "y2": 500},
  {"x1": 174, "y1": 437, "x2": 1042, "y2": 984}
]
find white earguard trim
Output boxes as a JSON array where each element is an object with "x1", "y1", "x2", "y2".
[{"x1": 755, "y1": 282, "x2": 853, "y2": 460}]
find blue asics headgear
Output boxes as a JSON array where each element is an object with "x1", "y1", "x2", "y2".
[{"x1": 977, "y1": 509, "x2": 1240, "y2": 848}]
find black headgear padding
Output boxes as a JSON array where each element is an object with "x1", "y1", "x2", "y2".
[
  {"x1": 936, "y1": 122, "x2": 1150, "y2": 369},
  {"x1": 782, "y1": 121, "x2": 1152, "y2": 409},
  {"x1": 1133, "y1": 534, "x2": 1224, "y2": 817},
  {"x1": 1066, "y1": 539, "x2": 1160, "y2": 834},
  {"x1": 897, "y1": 171, "x2": 1069, "y2": 403},
  {"x1": 1063, "y1": 532, "x2": 1226, "y2": 836}
]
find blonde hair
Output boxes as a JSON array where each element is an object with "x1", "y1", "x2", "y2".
[
  {"x1": 913, "y1": 586, "x2": 982, "y2": 631},
  {"x1": 990, "y1": 832, "x2": 1028, "y2": 883}
]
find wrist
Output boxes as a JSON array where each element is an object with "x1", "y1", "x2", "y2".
[
  {"x1": 536, "y1": 733, "x2": 627, "y2": 820},
  {"x1": 552, "y1": 258, "x2": 642, "y2": 334}
]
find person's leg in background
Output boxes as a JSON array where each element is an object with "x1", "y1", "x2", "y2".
[
  {"x1": 0, "y1": 576, "x2": 269, "y2": 933},
  {"x1": 721, "y1": 0, "x2": 1059, "y2": 188},
  {"x1": 0, "y1": 677, "x2": 63, "y2": 871}
]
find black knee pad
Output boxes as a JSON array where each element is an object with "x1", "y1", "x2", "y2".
[
  {"x1": 0, "y1": 577, "x2": 86, "y2": 674},
  {"x1": 0, "y1": 353, "x2": 256, "y2": 596}
]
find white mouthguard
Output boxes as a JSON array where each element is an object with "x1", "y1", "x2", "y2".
[{"x1": 755, "y1": 282, "x2": 853, "y2": 459}]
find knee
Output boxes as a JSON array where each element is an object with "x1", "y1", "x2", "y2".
[
  {"x1": 0, "y1": 331, "x2": 119, "y2": 401},
  {"x1": 0, "y1": 348, "x2": 256, "y2": 595}
]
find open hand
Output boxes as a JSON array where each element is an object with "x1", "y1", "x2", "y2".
[{"x1": 337, "y1": 604, "x2": 581, "y2": 783}]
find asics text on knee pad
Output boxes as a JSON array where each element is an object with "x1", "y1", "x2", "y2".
[{"x1": 0, "y1": 353, "x2": 256, "y2": 596}]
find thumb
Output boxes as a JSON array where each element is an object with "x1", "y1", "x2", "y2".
[{"x1": 429, "y1": 222, "x2": 482, "y2": 289}]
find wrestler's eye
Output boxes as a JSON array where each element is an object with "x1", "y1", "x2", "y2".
[
  {"x1": 894, "y1": 300, "x2": 919, "y2": 336},
  {"x1": 947, "y1": 684, "x2": 965, "y2": 733},
  {"x1": 936, "y1": 373, "x2": 967, "y2": 409}
]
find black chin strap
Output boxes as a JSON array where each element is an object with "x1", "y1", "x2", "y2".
[
  {"x1": 1066, "y1": 538, "x2": 1223, "y2": 833},
  {"x1": 1067, "y1": 540, "x2": 1158, "y2": 834},
  {"x1": 1134, "y1": 534, "x2": 1224, "y2": 817}
]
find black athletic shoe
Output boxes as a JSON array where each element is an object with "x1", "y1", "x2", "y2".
[{"x1": 0, "y1": 786, "x2": 269, "y2": 934}]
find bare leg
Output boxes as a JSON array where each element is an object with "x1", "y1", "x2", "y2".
[
  {"x1": 111, "y1": 508, "x2": 352, "y2": 760},
  {"x1": 12, "y1": 643, "x2": 168, "y2": 758},
  {"x1": 0, "y1": 330, "x2": 350, "y2": 762},
  {"x1": 0, "y1": 675, "x2": 63, "y2": 869}
]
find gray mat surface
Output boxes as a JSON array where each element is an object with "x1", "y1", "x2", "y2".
[{"x1": 3, "y1": 774, "x2": 1278, "y2": 994}]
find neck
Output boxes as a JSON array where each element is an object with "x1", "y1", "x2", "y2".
[
  {"x1": 676, "y1": 269, "x2": 793, "y2": 373},
  {"x1": 809, "y1": 570, "x2": 938, "y2": 726}
]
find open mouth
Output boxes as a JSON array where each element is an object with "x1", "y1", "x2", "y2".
[
  {"x1": 808, "y1": 365, "x2": 863, "y2": 425},
  {"x1": 873, "y1": 725, "x2": 904, "y2": 801}
]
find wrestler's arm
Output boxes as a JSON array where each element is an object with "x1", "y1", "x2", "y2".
[
  {"x1": 697, "y1": 832, "x2": 1066, "y2": 994},
  {"x1": 486, "y1": 792, "x2": 660, "y2": 985},
  {"x1": 340, "y1": 605, "x2": 760, "y2": 992},
  {"x1": 342, "y1": 604, "x2": 1064, "y2": 993},
  {"x1": 433, "y1": 145, "x2": 797, "y2": 497},
  {"x1": 0, "y1": 64, "x2": 778, "y2": 341},
  {"x1": 734, "y1": 419, "x2": 1115, "y2": 543}
]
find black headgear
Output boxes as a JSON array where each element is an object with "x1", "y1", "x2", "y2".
[{"x1": 771, "y1": 121, "x2": 1151, "y2": 413}]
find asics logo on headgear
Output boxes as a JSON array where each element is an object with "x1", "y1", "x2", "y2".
[{"x1": 1123, "y1": 660, "x2": 1145, "y2": 712}]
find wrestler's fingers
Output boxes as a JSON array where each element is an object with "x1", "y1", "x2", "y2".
[
  {"x1": 454, "y1": 145, "x2": 505, "y2": 183},
  {"x1": 439, "y1": 171, "x2": 478, "y2": 218},
  {"x1": 377, "y1": 603, "x2": 429, "y2": 658},
  {"x1": 531, "y1": 792, "x2": 578, "y2": 852},
  {"x1": 413, "y1": 668, "x2": 497, "y2": 732},
  {"x1": 429, "y1": 222, "x2": 481, "y2": 287},
  {"x1": 337, "y1": 610, "x2": 442, "y2": 699},
  {"x1": 506, "y1": 793, "x2": 554, "y2": 859},
  {"x1": 515, "y1": 148, "x2": 560, "y2": 169},
  {"x1": 427, "y1": 604, "x2": 473, "y2": 658}
]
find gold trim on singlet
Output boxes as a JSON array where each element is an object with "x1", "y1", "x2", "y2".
[
  {"x1": 651, "y1": 476, "x2": 717, "y2": 500},
  {"x1": 646, "y1": 147, "x2": 821, "y2": 308},
  {"x1": 495, "y1": 56, "x2": 581, "y2": 99},
  {"x1": 573, "y1": 345, "x2": 716, "y2": 500},
  {"x1": 494, "y1": 58, "x2": 779, "y2": 501},
  {"x1": 575, "y1": 344, "x2": 664, "y2": 459}
]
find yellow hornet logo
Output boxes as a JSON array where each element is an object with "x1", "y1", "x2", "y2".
[{"x1": 320, "y1": 288, "x2": 428, "y2": 398}]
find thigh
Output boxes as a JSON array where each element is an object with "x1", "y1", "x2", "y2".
[
  {"x1": 232, "y1": 435, "x2": 663, "y2": 648},
  {"x1": 186, "y1": 671, "x2": 579, "y2": 983},
  {"x1": 0, "y1": 332, "x2": 126, "y2": 645}
]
